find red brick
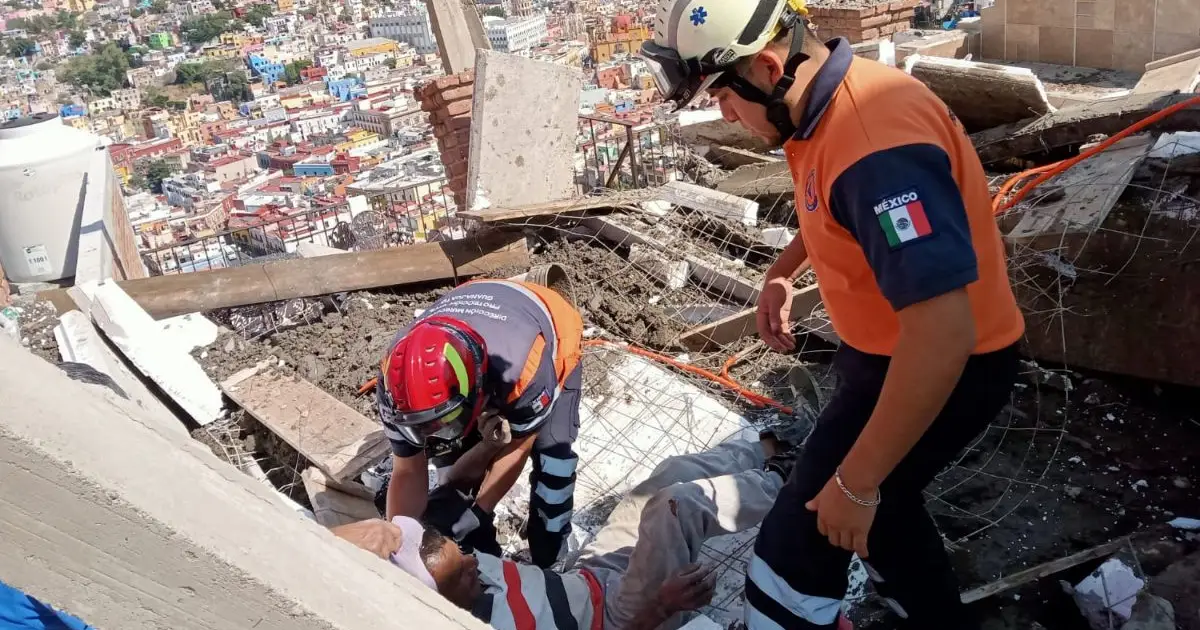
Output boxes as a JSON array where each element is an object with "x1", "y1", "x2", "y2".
[
  {"x1": 888, "y1": 0, "x2": 918, "y2": 10},
  {"x1": 440, "y1": 85, "x2": 474, "y2": 103},
  {"x1": 456, "y1": 69, "x2": 475, "y2": 84},
  {"x1": 443, "y1": 100, "x2": 471, "y2": 117},
  {"x1": 861, "y1": 12, "x2": 894, "y2": 28},
  {"x1": 433, "y1": 74, "x2": 461, "y2": 90},
  {"x1": 447, "y1": 161, "x2": 469, "y2": 178}
]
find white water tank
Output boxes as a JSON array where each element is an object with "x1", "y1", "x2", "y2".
[{"x1": 0, "y1": 113, "x2": 101, "y2": 283}]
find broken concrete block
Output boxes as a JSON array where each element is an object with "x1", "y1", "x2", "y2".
[
  {"x1": 296, "y1": 241, "x2": 349, "y2": 258},
  {"x1": 467, "y1": 51, "x2": 581, "y2": 210},
  {"x1": 760, "y1": 227, "x2": 796, "y2": 249},
  {"x1": 1072, "y1": 558, "x2": 1145, "y2": 629},
  {"x1": 904, "y1": 55, "x2": 1054, "y2": 132},
  {"x1": 89, "y1": 281, "x2": 224, "y2": 426},
  {"x1": 639, "y1": 200, "x2": 673, "y2": 218},
  {"x1": 0, "y1": 333, "x2": 485, "y2": 630},
  {"x1": 1123, "y1": 593, "x2": 1175, "y2": 630},
  {"x1": 1133, "y1": 48, "x2": 1200, "y2": 95},
  {"x1": 629, "y1": 244, "x2": 689, "y2": 290},
  {"x1": 660, "y1": 180, "x2": 759, "y2": 227}
]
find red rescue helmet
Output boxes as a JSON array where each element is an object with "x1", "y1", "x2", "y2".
[{"x1": 380, "y1": 316, "x2": 488, "y2": 445}]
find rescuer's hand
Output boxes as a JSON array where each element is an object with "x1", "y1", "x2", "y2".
[
  {"x1": 330, "y1": 518, "x2": 404, "y2": 560},
  {"x1": 756, "y1": 276, "x2": 795, "y2": 353},
  {"x1": 478, "y1": 409, "x2": 512, "y2": 447}
]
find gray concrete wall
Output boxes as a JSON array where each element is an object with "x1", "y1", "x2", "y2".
[{"x1": 0, "y1": 334, "x2": 487, "y2": 630}]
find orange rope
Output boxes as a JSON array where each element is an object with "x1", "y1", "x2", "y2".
[
  {"x1": 992, "y1": 94, "x2": 1200, "y2": 216},
  {"x1": 363, "y1": 96, "x2": 1200, "y2": 416}
]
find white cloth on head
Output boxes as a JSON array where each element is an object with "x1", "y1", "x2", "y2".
[{"x1": 390, "y1": 516, "x2": 437, "y2": 590}]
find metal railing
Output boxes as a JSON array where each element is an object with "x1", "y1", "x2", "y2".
[
  {"x1": 576, "y1": 114, "x2": 684, "y2": 195},
  {"x1": 140, "y1": 180, "x2": 457, "y2": 276}
]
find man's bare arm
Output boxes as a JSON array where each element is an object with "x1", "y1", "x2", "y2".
[
  {"x1": 472, "y1": 433, "x2": 537, "y2": 513},
  {"x1": 385, "y1": 452, "x2": 430, "y2": 520},
  {"x1": 441, "y1": 439, "x2": 507, "y2": 491}
]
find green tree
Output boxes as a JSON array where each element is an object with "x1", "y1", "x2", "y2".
[
  {"x1": 68, "y1": 31, "x2": 87, "y2": 48},
  {"x1": 282, "y1": 58, "x2": 311, "y2": 85},
  {"x1": 6, "y1": 37, "x2": 36, "y2": 58},
  {"x1": 245, "y1": 3, "x2": 274, "y2": 27},
  {"x1": 481, "y1": 5, "x2": 505, "y2": 18},
  {"x1": 144, "y1": 160, "x2": 174, "y2": 194},
  {"x1": 130, "y1": 6, "x2": 144, "y2": 17},
  {"x1": 55, "y1": 10, "x2": 79, "y2": 30},
  {"x1": 127, "y1": 172, "x2": 147, "y2": 190},
  {"x1": 180, "y1": 11, "x2": 233, "y2": 44},
  {"x1": 58, "y1": 42, "x2": 129, "y2": 96},
  {"x1": 148, "y1": 0, "x2": 168, "y2": 13},
  {"x1": 384, "y1": 56, "x2": 396, "y2": 69}
]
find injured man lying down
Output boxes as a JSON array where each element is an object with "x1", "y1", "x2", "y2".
[{"x1": 336, "y1": 437, "x2": 794, "y2": 630}]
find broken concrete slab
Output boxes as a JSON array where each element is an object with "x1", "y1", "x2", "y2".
[
  {"x1": 296, "y1": 242, "x2": 349, "y2": 258},
  {"x1": 467, "y1": 51, "x2": 581, "y2": 211},
  {"x1": 759, "y1": 227, "x2": 795, "y2": 249},
  {"x1": 0, "y1": 333, "x2": 486, "y2": 630},
  {"x1": 1133, "y1": 48, "x2": 1200, "y2": 95},
  {"x1": 221, "y1": 363, "x2": 389, "y2": 483},
  {"x1": 904, "y1": 55, "x2": 1055, "y2": 132},
  {"x1": 1006, "y1": 134, "x2": 1155, "y2": 245},
  {"x1": 629, "y1": 244, "x2": 690, "y2": 290},
  {"x1": 53, "y1": 310, "x2": 182, "y2": 435},
  {"x1": 971, "y1": 91, "x2": 1200, "y2": 165},
  {"x1": 676, "y1": 117, "x2": 775, "y2": 153},
  {"x1": 660, "y1": 180, "x2": 759, "y2": 227},
  {"x1": 425, "y1": 0, "x2": 489, "y2": 73},
  {"x1": 709, "y1": 145, "x2": 782, "y2": 169},
  {"x1": 715, "y1": 160, "x2": 794, "y2": 207},
  {"x1": 302, "y1": 467, "x2": 381, "y2": 529},
  {"x1": 1123, "y1": 594, "x2": 1175, "y2": 630},
  {"x1": 1150, "y1": 550, "x2": 1200, "y2": 629},
  {"x1": 89, "y1": 281, "x2": 224, "y2": 426}
]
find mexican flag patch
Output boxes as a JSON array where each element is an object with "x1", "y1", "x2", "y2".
[{"x1": 873, "y1": 189, "x2": 932, "y2": 248}]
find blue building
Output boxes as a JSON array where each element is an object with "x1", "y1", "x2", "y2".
[
  {"x1": 247, "y1": 54, "x2": 285, "y2": 84},
  {"x1": 59, "y1": 104, "x2": 87, "y2": 118},
  {"x1": 293, "y1": 162, "x2": 335, "y2": 177},
  {"x1": 325, "y1": 77, "x2": 366, "y2": 102}
]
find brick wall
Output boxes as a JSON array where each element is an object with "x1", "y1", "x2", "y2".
[
  {"x1": 809, "y1": 0, "x2": 918, "y2": 44},
  {"x1": 982, "y1": 0, "x2": 1200, "y2": 71},
  {"x1": 415, "y1": 70, "x2": 475, "y2": 211}
]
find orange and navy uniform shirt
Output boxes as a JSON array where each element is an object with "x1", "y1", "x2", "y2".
[
  {"x1": 784, "y1": 38, "x2": 1024, "y2": 356},
  {"x1": 379, "y1": 279, "x2": 583, "y2": 457}
]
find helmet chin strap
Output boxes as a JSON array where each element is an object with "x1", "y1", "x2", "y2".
[{"x1": 725, "y1": 23, "x2": 809, "y2": 140}]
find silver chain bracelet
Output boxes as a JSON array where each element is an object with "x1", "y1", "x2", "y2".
[{"x1": 835, "y1": 467, "x2": 881, "y2": 507}]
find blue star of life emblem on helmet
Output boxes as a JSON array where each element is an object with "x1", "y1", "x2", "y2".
[{"x1": 690, "y1": 6, "x2": 707, "y2": 25}]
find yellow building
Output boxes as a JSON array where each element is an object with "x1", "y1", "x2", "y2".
[
  {"x1": 276, "y1": 0, "x2": 293, "y2": 11},
  {"x1": 66, "y1": 0, "x2": 94, "y2": 12},
  {"x1": 64, "y1": 116, "x2": 89, "y2": 130},
  {"x1": 345, "y1": 37, "x2": 398, "y2": 58},
  {"x1": 590, "y1": 17, "x2": 651, "y2": 64},
  {"x1": 394, "y1": 46, "x2": 415, "y2": 68},
  {"x1": 336, "y1": 128, "x2": 380, "y2": 152},
  {"x1": 202, "y1": 45, "x2": 241, "y2": 59}
]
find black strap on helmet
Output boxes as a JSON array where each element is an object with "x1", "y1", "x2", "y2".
[{"x1": 717, "y1": 15, "x2": 809, "y2": 139}]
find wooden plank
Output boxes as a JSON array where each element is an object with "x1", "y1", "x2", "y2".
[
  {"x1": 301, "y1": 467, "x2": 380, "y2": 529},
  {"x1": 222, "y1": 363, "x2": 389, "y2": 483},
  {"x1": 971, "y1": 91, "x2": 1200, "y2": 165},
  {"x1": 904, "y1": 55, "x2": 1054, "y2": 132},
  {"x1": 960, "y1": 538, "x2": 1129, "y2": 604},
  {"x1": 660, "y1": 180, "x2": 759, "y2": 227},
  {"x1": 715, "y1": 160, "x2": 794, "y2": 206},
  {"x1": 678, "y1": 283, "x2": 840, "y2": 352},
  {"x1": 710, "y1": 145, "x2": 782, "y2": 169},
  {"x1": 43, "y1": 230, "x2": 528, "y2": 319},
  {"x1": 457, "y1": 191, "x2": 654, "y2": 223},
  {"x1": 1006, "y1": 134, "x2": 1155, "y2": 244}
]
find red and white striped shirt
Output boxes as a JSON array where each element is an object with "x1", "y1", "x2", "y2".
[{"x1": 471, "y1": 554, "x2": 605, "y2": 630}]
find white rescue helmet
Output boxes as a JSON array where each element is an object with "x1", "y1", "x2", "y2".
[{"x1": 642, "y1": 0, "x2": 808, "y2": 109}]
